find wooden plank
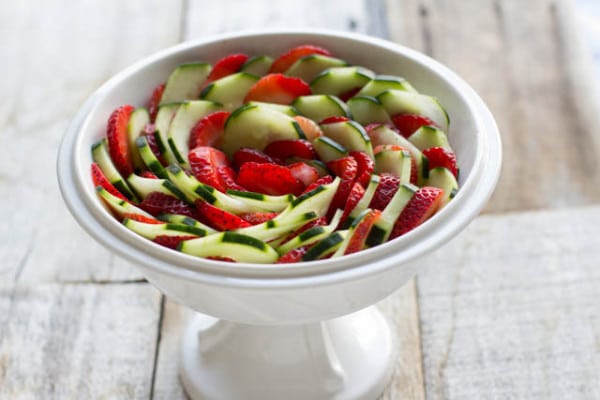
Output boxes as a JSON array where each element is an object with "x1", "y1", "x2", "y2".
[
  {"x1": 0, "y1": 0, "x2": 183, "y2": 283},
  {"x1": 416, "y1": 205, "x2": 600, "y2": 399},
  {"x1": 387, "y1": 0, "x2": 600, "y2": 213},
  {"x1": 0, "y1": 282, "x2": 162, "y2": 399}
]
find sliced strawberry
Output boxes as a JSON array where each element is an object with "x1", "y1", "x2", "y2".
[
  {"x1": 326, "y1": 156, "x2": 358, "y2": 218},
  {"x1": 233, "y1": 147, "x2": 277, "y2": 169},
  {"x1": 390, "y1": 187, "x2": 444, "y2": 239},
  {"x1": 269, "y1": 44, "x2": 332, "y2": 73},
  {"x1": 237, "y1": 162, "x2": 304, "y2": 196},
  {"x1": 143, "y1": 124, "x2": 166, "y2": 166},
  {"x1": 147, "y1": 83, "x2": 165, "y2": 122},
  {"x1": 264, "y1": 139, "x2": 316, "y2": 162},
  {"x1": 140, "y1": 192, "x2": 197, "y2": 218},
  {"x1": 391, "y1": 113, "x2": 436, "y2": 138},
  {"x1": 287, "y1": 162, "x2": 319, "y2": 187},
  {"x1": 349, "y1": 150, "x2": 374, "y2": 188},
  {"x1": 91, "y1": 163, "x2": 128, "y2": 201},
  {"x1": 340, "y1": 182, "x2": 365, "y2": 225},
  {"x1": 217, "y1": 165, "x2": 246, "y2": 191},
  {"x1": 422, "y1": 147, "x2": 458, "y2": 178},
  {"x1": 319, "y1": 116, "x2": 350, "y2": 125},
  {"x1": 345, "y1": 209, "x2": 382, "y2": 254},
  {"x1": 279, "y1": 216, "x2": 329, "y2": 245},
  {"x1": 293, "y1": 115, "x2": 323, "y2": 141},
  {"x1": 206, "y1": 53, "x2": 249, "y2": 83},
  {"x1": 206, "y1": 256, "x2": 237, "y2": 262},
  {"x1": 339, "y1": 87, "x2": 361, "y2": 102},
  {"x1": 189, "y1": 146, "x2": 230, "y2": 192},
  {"x1": 139, "y1": 170, "x2": 158, "y2": 179},
  {"x1": 277, "y1": 245, "x2": 311, "y2": 264},
  {"x1": 106, "y1": 105, "x2": 135, "y2": 177},
  {"x1": 189, "y1": 111, "x2": 230, "y2": 150},
  {"x1": 239, "y1": 212, "x2": 278, "y2": 225},
  {"x1": 195, "y1": 200, "x2": 251, "y2": 231},
  {"x1": 243, "y1": 73, "x2": 311, "y2": 105},
  {"x1": 302, "y1": 175, "x2": 334, "y2": 194},
  {"x1": 153, "y1": 235, "x2": 197, "y2": 249},
  {"x1": 369, "y1": 173, "x2": 400, "y2": 211},
  {"x1": 123, "y1": 213, "x2": 163, "y2": 224}
]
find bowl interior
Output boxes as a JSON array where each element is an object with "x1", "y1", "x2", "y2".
[{"x1": 66, "y1": 31, "x2": 498, "y2": 281}]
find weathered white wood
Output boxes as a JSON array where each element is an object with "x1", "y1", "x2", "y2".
[
  {"x1": 416, "y1": 205, "x2": 600, "y2": 400},
  {"x1": 387, "y1": 0, "x2": 600, "y2": 213},
  {"x1": 0, "y1": 283, "x2": 162, "y2": 399}
]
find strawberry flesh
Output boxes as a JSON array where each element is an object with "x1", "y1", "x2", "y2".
[
  {"x1": 326, "y1": 156, "x2": 358, "y2": 219},
  {"x1": 302, "y1": 175, "x2": 333, "y2": 195},
  {"x1": 244, "y1": 73, "x2": 311, "y2": 105},
  {"x1": 422, "y1": 147, "x2": 458, "y2": 178},
  {"x1": 239, "y1": 212, "x2": 278, "y2": 225},
  {"x1": 195, "y1": 200, "x2": 251, "y2": 231},
  {"x1": 237, "y1": 162, "x2": 304, "y2": 196},
  {"x1": 293, "y1": 116, "x2": 323, "y2": 141},
  {"x1": 391, "y1": 113, "x2": 436, "y2": 138},
  {"x1": 189, "y1": 111, "x2": 230, "y2": 150},
  {"x1": 189, "y1": 146, "x2": 230, "y2": 192},
  {"x1": 349, "y1": 150, "x2": 374, "y2": 188},
  {"x1": 340, "y1": 182, "x2": 365, "y2": 225},
  {"x1": 140, "y1": 192, "x2": 197, "y2": 218},
  {"x1": 369, "y1": 173, "x2": 400, "y2": 211},
  {"x1": 345, "y1": 209, "x2": 382, "y2": 254},
  {"x1": 264, "y1": 139, "x2": 316, "y2": 162},
  {"x1": 153, "y1": 235, "x2": 197, "y2": 249},
  {"x1": 319, "y1": 115, "x2": 350, "y2": 125},
  {"x1": 277, "y1": 245, "x2": 312, "y2": 263},
  {"x1": 206, "y1": 53, "x2": 249, "y2": 83},
  {"x1": 91, "y1": 163, "x2": 128, "y2": 201},
  {"x1": 233, "y1": 148, "x2": 277, "y2": 169},
  {"x1": 269, "y1": 44, "x2": 331, "y2": 74},
  {"x1": 106, "y1": 105, "x2": 135, "y2": 177},
  {"x1": 287, "y1": 162, "x2": 320, "y2": 187},
  {"x1": 390, "y1": 187, "x2": 444, "y2": 239},
  {"x1": 147, "y1": 83, "x2": 165, "y2": 122}
]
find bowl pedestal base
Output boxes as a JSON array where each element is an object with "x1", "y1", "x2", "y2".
[{"x1": 180, "y1": 306, "x2": 397, "y2": 400}]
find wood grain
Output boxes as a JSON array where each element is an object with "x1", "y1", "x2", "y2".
[
  {"x1": 0, "y1": 283, "x2": 162, "y2": 399},
  {"x1": 416, "y1": 205, "x2": 600, "y2": 399},
  {"x1": 387, "y1": 0, "x2": 600, "y2": 213}
]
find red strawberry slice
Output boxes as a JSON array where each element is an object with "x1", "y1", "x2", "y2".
[
  {"x1": 264, "y1": 139, "x2": 316, "y2": 161},
  {"x1": 339, "y1": 87, "x2": 361, "y2": 102},
  {"x1": 279, "y1": 217, "x2": 328, "y2": 245},
  {"x1": 319, "y1": 116, "x2": 350, "y2": 125},
  {"x1": 91, "y1": 163, "x2": 128, "y2": 201},
  {"x1": 326, "y1": 156, "x2": 358, "y2": 218},
  {"x1": 349, "y1": 150, "x2": 374, "y2": 188},
  {"x1": 390, "y1": 187, "x2": 444, "y2": 239},
  {"x1": 293, "y1": 115, "x2": 323, "y2": 141},
  {"x1": 302, "y1": 175, "x2": 334, "y2": 194},
  {"x1": 140, "y1": 192, "x2": 197, "y2": 218},
  {"x1": 277, "y1": 245, "x2": 311, "y2": 263},
  {"x1": 345, "y1": 209, "x2": 382, "y2": 255},
  {"x1": 422, "y1": 147, "x2": 458, "y2": 178},
  {"x1": 189, "y1": 111, "x2": 230, "y2": 150},
  {"x1": 206, "y1": 53, "x2": 249, "y2": 83},
  {"x1": 391, "y1": 113, "x2": 436, "y2": 138},
  {"x1": 340, "y1": 182, "x2": 365, "y2": 225},
  {"x1": 143, "y1": 124, "x2": 167, "y2": 166},
  {"x1": 239, "y1": 212, "x2": 278, "y2": 225},
  {"x1": 233, "y1": 148, "x2": 276, "y2": 169},
  {"x1": 139, "y1": 170, "x2": 158, "y2": 179},
  {"x1": 123, "y1": 213, "x2": 163, "y2": 224},
  {"x1": 153, "y1": 235, "x2": 197, "y2": 249},
  {"x1": 243, "y1": 73, "x2": 311, "y2": 105},
  {"x1": 217, "y1": 165, "x2": 246, "y2": 191},
  {"x1": 237, "y1": 162, "x2": 304, "y2": 196},
  {"x1": 206, "y1": 256, "x2": 237, "y2": 262},
  {"x1": 369, "y1": 173, "x2": 400, "y2": 211},
  {"x1": 106, "y1": 105, "x2": 135, "y2": 177},
  {"x1": 189, "y1": 146, "x2": 230, "y2": 192},
  {"x1": 195, "y1": 200, "x2": 251, "y2": 231},
  {"x1": 147, "y1": 83, "x2": 165, "y2": 122},
  {"x1": 287, "y1": 162, "x2": 319, "y2": 187},
  {"x1": 269, "y1": 44, "x2": 332, "y2": 73}
]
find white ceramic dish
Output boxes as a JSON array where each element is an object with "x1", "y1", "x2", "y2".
[{"x1": 58, "y1": 30, "x2": 501, "y2": 400}]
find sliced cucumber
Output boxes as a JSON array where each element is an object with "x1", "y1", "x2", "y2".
[
  {"x1": 127, "y1": 108, "x2": 150, "y2": 172},
  {"x1": 312, "y1": 136, "x2": 348, "y2": 162},
  {"x1": 301, "y1": 230, "x2": 348, "y2": 261},
  {"x1": 343, "y1": 174, "x2": 381, "y2": 228},
  {"x1": 286, "y1": 177, "x2": 340, "y2": 218},
  {"x1": 167, "y1": 100, "x2": 221, "y2": 168},
  {"x1": 356, "y1": 75, "x2": 418, "y2": 97},
  {"x1": 154, "y1": 103, "x2": 181, "y2": 165},
  {"x1": 408, "y1": 125, "x2": 451, "y2": 151},
  {"x1": 92, "y1": 139, "x2": 137, "y2": 201},
  {"x1": 126, "y1": 173, "x2": 188, "y2": 201},
  {"x1": 135, "y1": 136, "x2": 168, "y2": 179},
  {"x1": 200, "y1": 72, "x2": 259, "y2": 110},
  {"x1": 240, "y1": 55, "x2": 273, "y2": 77},
  {"x1": 346, "y1": 96, "x2": 391, "y2": 125},
  {"x1": 179, "y1": 232, "x2": 279, "y2": 264},
  {"x1": 235, "y1": 210, "x2": 318, "y2": 243},
  {"x1": 366, "y1": 183, "x2": 418, "y2": 247},
  {"x1": 245, "y1": 101, "x2": 298, "y2": 116},
  {"x1": 123, "y1": 218, "x2": 209, "y2": 239},
  {"x1": 95, "y1": 187, "x2": 152, "y2": 219},
  {"x1": 320, "y1": 120, "x2": 374, "y2": 159},
  {"x1": 377, "y1": 89, "x2": 449, "y2": 132},
  {"x1": 285, "y1": 54, "x2": 348, "y2": 83},
  {"x1": 221, "y1": 104, "x2": 305, "y2": 157},
  {"x1": 157, "y1": 213, "x2": 217, "y2": 234},
  {"x1": 332, "y1": 209, "x2": 372, "y2": 257},
  {"x1": 276, "y1": 209, "x2": 343, "y2": 255},
  {"x1": 160, "y1": 63, "x2": 211, "y2": 105},
  {"x1": 310, "y1": 66, "x2": 375, "y2": 96},
  {"x1": 426, "y1": 167, "x2": 458, "y2": 209},
  {"x1": 292, "y1": 95, "x2": 351, "y2": 123},
  {"x1": 226, "y1": 190, "x2": 292, "y2": 213},
  {"x1": 375, "y1": 148, "x2": 413, "y2": 184}
]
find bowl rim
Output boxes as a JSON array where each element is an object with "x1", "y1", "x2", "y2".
[{"x1": 58, "y1": 29, "x2": 501, "y2": 289}]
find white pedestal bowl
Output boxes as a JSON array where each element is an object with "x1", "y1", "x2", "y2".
[{"x1": 57, "y1": 30, "x2": 501, "y2": 400}]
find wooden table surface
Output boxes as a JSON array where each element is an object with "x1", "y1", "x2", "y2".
[{"x1": 1, "y1": 0, "x2": 600, "y2": 399}]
